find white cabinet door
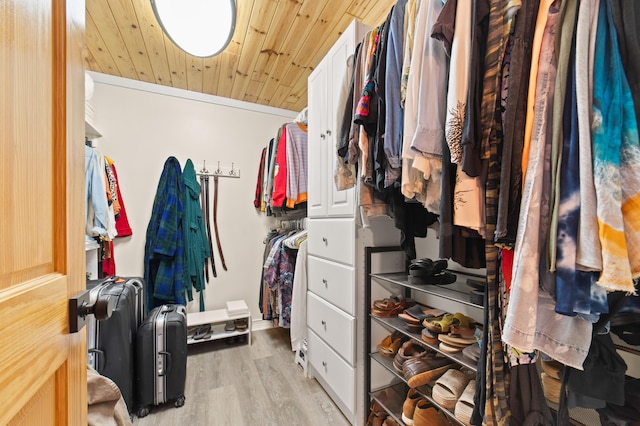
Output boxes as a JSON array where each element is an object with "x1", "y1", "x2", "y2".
[
  {"x1": 307, "y1": 62, "x2": 328, "y2": 218},
  {"x1": 326, "y1": 26, "x2": 356, "y2": 218}
]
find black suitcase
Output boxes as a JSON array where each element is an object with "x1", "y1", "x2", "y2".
[
  {"x1": 135, "y1": 304, "x2": 187, "y2": 418},
  {"x1": 87, "y1": 276, "x2": 145, "y2": 413}
]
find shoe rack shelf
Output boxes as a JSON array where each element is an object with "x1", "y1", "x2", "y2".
[
  {"x1": 370, "y1": 315, "x2": 478, "y2": 372},
  {"x1": 186, "y1": 308, "x2": 251, "y2": 346},
  {"x1": 365, "y1": 246, "x2": 480, "y2": 426},
  {"x1": 370, "y1": 272, "x2": 484, "y2": 310},
  {"x1": 370, "y1": 353, "x2": 467, "y2": 426}
]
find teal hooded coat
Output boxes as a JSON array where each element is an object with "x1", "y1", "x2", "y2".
[{"x1": 182, "y1": 159, "x2": 211, "y2": 311}]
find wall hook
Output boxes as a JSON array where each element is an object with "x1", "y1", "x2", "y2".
[
  {"x1": 229, "y1": 163, "x2": 236, "y2": 176},
  {"x1": 200, "y1": 160, "x2": 209, "y2": 174},
  {"x1": 214, "y1": 161, "x2": 222, "y2": 175}
]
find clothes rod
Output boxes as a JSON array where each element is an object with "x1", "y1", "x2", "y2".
[{"x1": 197, "y1": 161, "x2": 240, "y2": 179}]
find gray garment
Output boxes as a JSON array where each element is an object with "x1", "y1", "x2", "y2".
[{"x1": 575, "y1": 0, "x2": 602, "y2": 271}]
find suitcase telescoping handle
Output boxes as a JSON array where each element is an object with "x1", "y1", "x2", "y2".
[
  {"x1": 88, "y1": 348, "x2": 105, "y2": 372},
  {"x1": 158, "y1": 351, "x2": 172, "y2": 376}
]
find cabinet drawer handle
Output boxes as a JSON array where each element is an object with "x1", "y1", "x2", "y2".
[
  {"x1": 322, "y1": 278, "x2": 328, "y2": 286},
  {"x1": 320, "y1": 133, "x2": 326, "y2": 139},
  {"x1": 322, "y1": 361, "x2": 327, "y2": 367},
  {"x1": 322, "y1": 237, "x2": 328, "y2": 244},
  {"x1": 326, "y1": 129, "x2": 332, "y2": 135},
  {"x1": 321, "y1": 320, "x2": 326, "y2": 327}
]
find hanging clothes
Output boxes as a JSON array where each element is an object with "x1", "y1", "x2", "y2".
[
  {"x1": 102, "y1": 157, "x2": 132, "y2": 277},
  {"x1": 182, "y1": 159, "x2": 211, "y2": 311},
  {"x1": 85, "y1": 145, "x2": 110, "y2": 243},
  {"x1": 591, "y1": 0, "x2": 640, "y2": 294},
  {"x1": 285, "y1": 122, "x2": 309, "y2": 208},
  {"x1": 144, "y1": 157, "x2": 186, "y2": 310}
]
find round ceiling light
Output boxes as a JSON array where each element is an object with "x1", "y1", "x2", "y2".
[{"x1": 151, "y1": 0, "x2": 236, "y2": 58}]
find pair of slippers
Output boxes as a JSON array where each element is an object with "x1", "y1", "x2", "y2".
[
  {"x1": 189, "y1": 324, "x2": 213, "y2": 340},
  {"x1": 408, "y1": 258, "x2": 457, "y2": 285},
  {"x1": 432, "y1": 369, "x2": 473, "y2": 411}
]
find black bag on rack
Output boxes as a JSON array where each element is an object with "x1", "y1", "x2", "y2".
[
  {"x1": 87, "y1": 276, "x2": 145, "y2": 413},
  {"x1": 557, "y1": 292, "x2": 630, "y2": 424},
  {"x1": 135, "y1": 304, "x2": 187, "y2": 418}
]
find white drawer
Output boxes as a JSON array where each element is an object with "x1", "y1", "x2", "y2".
[
  {"x1": 308, "y1": 218, "x2": 355, "y2": 265},
  {"x1": 308, "y1": 329, "x2": 355, "y2": 413},
  {"x1": 307, "y1": 292, "x2": 355, "y2": 365},
  {"x1": 308, "y1": 255, "x2": 355, "y2": 315}
]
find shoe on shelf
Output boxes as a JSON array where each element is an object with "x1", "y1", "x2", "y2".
[
  {"x1": 432, "y1": 369, "x2": 471, "y2": 410},
  {"x1": 366, "y1": 401, "x2": 387, "y2": 426},
  {"x1": 393, "y1": 340, "x2": 430, "y2": 372},
  {"x1": 377, "y1": 331, "x2": 405, "y2": 357},
  {"x1": 401, "y1": 389, "x2": 422, "y2": 425},
  {"x1": 224, "y1": 320, "x2": 236, "y2": 332},
  {"x1": 412, "y1": 398, "x2": 450, "y2": 426},
  {"x1": 454, "y1": 379, "x2": 476, "y2": 426},
  {"x1": 235, "y1": 318, "x2": 248, "y2": 331},
  {"x1": 402, "y1": 357, "x2": 456, "y2": 388},
  {"x1": 192, "y1": 324, "x2": 211, "y2": 340}
]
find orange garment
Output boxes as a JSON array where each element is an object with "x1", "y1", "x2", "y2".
[{"x1": 522, "y1": 0, "x2": 555, "y2": 181}]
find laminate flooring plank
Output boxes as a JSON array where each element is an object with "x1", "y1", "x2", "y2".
[{"x1": 132, "y1": 328, "x2": 350, "y2": 426}]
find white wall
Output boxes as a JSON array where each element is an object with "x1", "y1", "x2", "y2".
[{"x1": 88, "y1": 72, "x2": 297, "y2": 322}]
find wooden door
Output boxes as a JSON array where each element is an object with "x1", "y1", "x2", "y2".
[{"x1": 0, "y1": 0, "x2": 87, "y2": 424}]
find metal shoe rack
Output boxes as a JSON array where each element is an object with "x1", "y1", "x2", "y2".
[{"x1": 364, "y1": 246, "x2": 483, "y2": 426}]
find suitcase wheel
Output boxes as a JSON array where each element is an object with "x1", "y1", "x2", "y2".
[
  {"x1": 175, "y1": 396, "x2": 186, "y2": 408},
  {"x1": 136, "y1": 407, "x2": 150, "y2": 418}
]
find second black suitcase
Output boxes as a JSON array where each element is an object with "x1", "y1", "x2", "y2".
[
  {"x1": 87, "y1": 276, "x2": 145, "y2": 413},
  {"x1": 135, "y1": 304, "x2": 187, "y2": 418}
]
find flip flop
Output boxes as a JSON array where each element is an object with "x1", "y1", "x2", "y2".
[
  {"x1": 421, "y1": 327, "x2": 439, "y2": 345},
  {"x1": 192, "y1": 324, "x2": 211, "y2": 340},
  {"x1": 424, "y1": 314, "x2": 455, "y2": 333},
  {"x1": 439, "y1": 341, "x2": 464, "y2": 354},
  {"x1": 438, "y1": 333, "x2": 476, "y2": 347},
  {"x1": 399, "y1": 304, "x2": 442, "y2": 323}
]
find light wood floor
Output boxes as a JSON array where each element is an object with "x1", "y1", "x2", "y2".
[{"x1": 133, "y1": 327, "x2": 351, "y2": 426}]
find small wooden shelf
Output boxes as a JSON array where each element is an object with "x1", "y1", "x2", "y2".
[{"x1": 186, "y1": 306, "x2": 251, "y2": 346}]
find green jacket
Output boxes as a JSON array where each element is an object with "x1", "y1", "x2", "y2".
[{"x1": 182, "y1": 159, "x2": 211, "y2": 311}]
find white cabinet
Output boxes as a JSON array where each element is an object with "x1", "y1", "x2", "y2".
[
  {"x1": 305, "y1": 19, "x2": 401, "y2": 426},
  {"x1": 307, "y1": 21, "x2": 358, "y2": 219}
]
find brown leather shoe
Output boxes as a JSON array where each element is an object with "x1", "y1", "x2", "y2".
[
  {"x1": 401, "y1": 389, "x2": 422, "y2": 425},
  {"x1": 393, "y1": 340, "x2": 430, "y2": 372},
  {"x1": 402, "y1": 357, "x2": 456, "y2": 388},
  {"x1": 413, "y1": 399, "x2": 450, "y2": 426}
]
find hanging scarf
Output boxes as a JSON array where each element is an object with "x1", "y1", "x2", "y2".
[{"x1": 591, "y1": 0, "x2": 640, "y2": 294}]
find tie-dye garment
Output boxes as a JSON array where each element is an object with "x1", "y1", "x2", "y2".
[
  {"x1": 555, "y1": 37, "x2": 608, "y2": 317},
  {"x1": 591, "y1": 0, "x2": 640, "y2": 294}
]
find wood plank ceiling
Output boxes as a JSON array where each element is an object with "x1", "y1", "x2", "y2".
[{"x1": 85, "y1": 0, "x2": 396, "y2": 112}]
